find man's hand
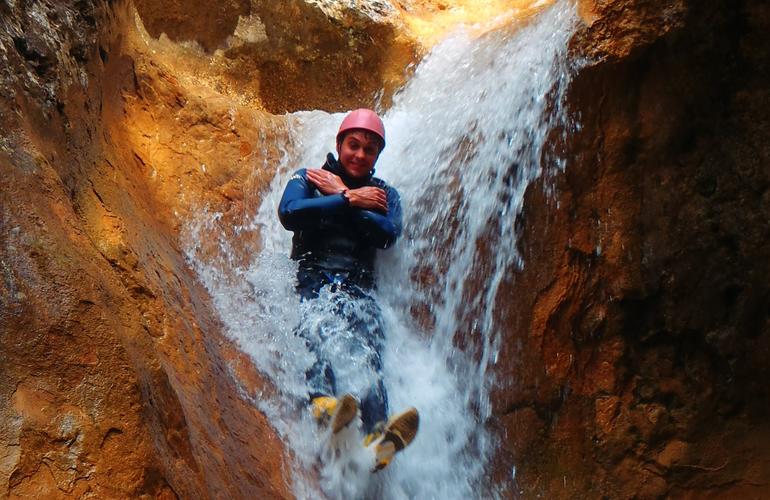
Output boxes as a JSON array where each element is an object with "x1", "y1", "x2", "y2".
[
  {"x1": 347, "y1": 187, "x2": 388, "y2": 213},
  {"x1": 305, "y1": 168, "x2": 387, "y2": 213},
  {"x1": 306, "y1": 168, "x2": 347, "y2": 195}
]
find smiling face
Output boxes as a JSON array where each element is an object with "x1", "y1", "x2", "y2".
[{"x1": 336, "y1": 129, "x2": 382, "y2": 179}]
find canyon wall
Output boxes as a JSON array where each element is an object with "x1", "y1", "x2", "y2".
[
  {"x1": 2, "y1": 1, "x2": 291, "y2": 497},
  {"x1": 1, "y1": 0, "x2": 767, "y2": 498},
  {"x1": 493, "y1": 0, "x2": 770, "y2": 497}
]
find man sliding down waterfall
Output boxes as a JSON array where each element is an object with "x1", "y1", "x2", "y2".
[{"x1": 278, "y1": 109, "x2": 419, "y2": 472}]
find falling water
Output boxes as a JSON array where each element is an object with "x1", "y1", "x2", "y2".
[{"x1": 184, "y1": 1, "x2": 578, "y2": 498}]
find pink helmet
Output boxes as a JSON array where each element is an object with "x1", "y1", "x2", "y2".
[{"x1": 336, "y1": 108, "x2": 386, "y2": 150}]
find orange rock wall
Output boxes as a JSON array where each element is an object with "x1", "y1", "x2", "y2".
[
  {"x1": 1, "y1": 2, "x2": 290, "y2": 498},
  {"x1": 133, "y1": 0, "x2": 420, "y2": 113},
  {"x1": 493, "y1": 0, "x2": 770, "y2": 497},
  {"x1": 2, "y1": 0, "x2": 768, "y2": 498}
]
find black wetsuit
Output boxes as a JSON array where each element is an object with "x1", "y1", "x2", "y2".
[{"x1": 278, "y1": 153, "x2": 402, "y2": 432}]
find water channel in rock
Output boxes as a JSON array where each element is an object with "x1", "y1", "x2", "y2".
[{"x1": 185, "y1": 1, "x2": 578, "y2": 497}]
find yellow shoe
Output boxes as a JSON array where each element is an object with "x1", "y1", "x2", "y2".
[
  {"x1": 311, "y1": 396, "x2": 338, "y2": 424},
  {"x1": 311, "y1": 394, "x2": 358, "y2": 433},
  {"x1": 370, "y1": 407, "x2": 419, "y2": 472}
]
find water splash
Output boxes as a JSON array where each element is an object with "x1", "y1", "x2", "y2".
[{"x1": 184, "y1": 1, "x2": 578, "y2": 498}]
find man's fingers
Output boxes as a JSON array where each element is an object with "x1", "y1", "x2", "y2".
[
  {"x1": 306, "y1": 169, "x2": 329, "y2": 178},
  {"x1": 369, "y1": 188, "x2": 386, "y2": 199},
  {"x1": 342, "y1": 186, "x2": 388, "y2": 211},
  {"x1": 371, "y1": 189, "x2": 387, "y2": 211},
  {"x1": 306, "y1": 169, "x2": 346, "y2": 196}
]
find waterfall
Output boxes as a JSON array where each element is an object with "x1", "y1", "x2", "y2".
[{"x1": 184, "y1": 1, "x2": 578, "y2": 498}]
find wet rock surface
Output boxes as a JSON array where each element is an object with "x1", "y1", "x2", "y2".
[
  {"x1": 1, "y1": 0, "x2": 768, "y2": 498},
  {"x1": 133, "y1": 0, "x2": 420, "y2": 113},
  {"x1": 493, "y1": 0, "x2": 770, "y2": 497},
  {"x1": 1, "y1": 1, "x2": 289, "y2": 498}
]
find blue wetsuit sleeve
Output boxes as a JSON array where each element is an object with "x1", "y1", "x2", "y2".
[
  {"x1": 353, "y1": 186, "x2": 402, "y2": 249},
  {"x1": 278, "y1": 169, "x2": 348, "y2": 231}
]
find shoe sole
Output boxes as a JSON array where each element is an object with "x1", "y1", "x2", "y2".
[
  {"x1": 373, "y1": 407, "x2": 419, "y2": 472},
  {"x1": 383, "y1": 407, "x2": 419, "y2": 450},
  {"x1": 331, "y1": 393, "x2": 358, "y2": 433}
]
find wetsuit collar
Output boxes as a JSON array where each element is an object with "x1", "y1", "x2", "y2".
[{"x1": 323, "y1": 152, "x2": 374, "y2": 188}]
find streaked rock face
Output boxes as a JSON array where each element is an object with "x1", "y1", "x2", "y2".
[
  {"x1": 0, "y1": 2, "x2": 290, "y2": 498},
  {"x1": 492, "y1": 0, "x2": 770, "y2": 497},
  {"x1": 1, "y1": 0, "x2": 768, "y2": 498}
]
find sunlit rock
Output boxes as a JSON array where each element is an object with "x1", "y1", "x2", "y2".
[{"x1": 1, "y1": 0, "x2": 768, "y2": 498}]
